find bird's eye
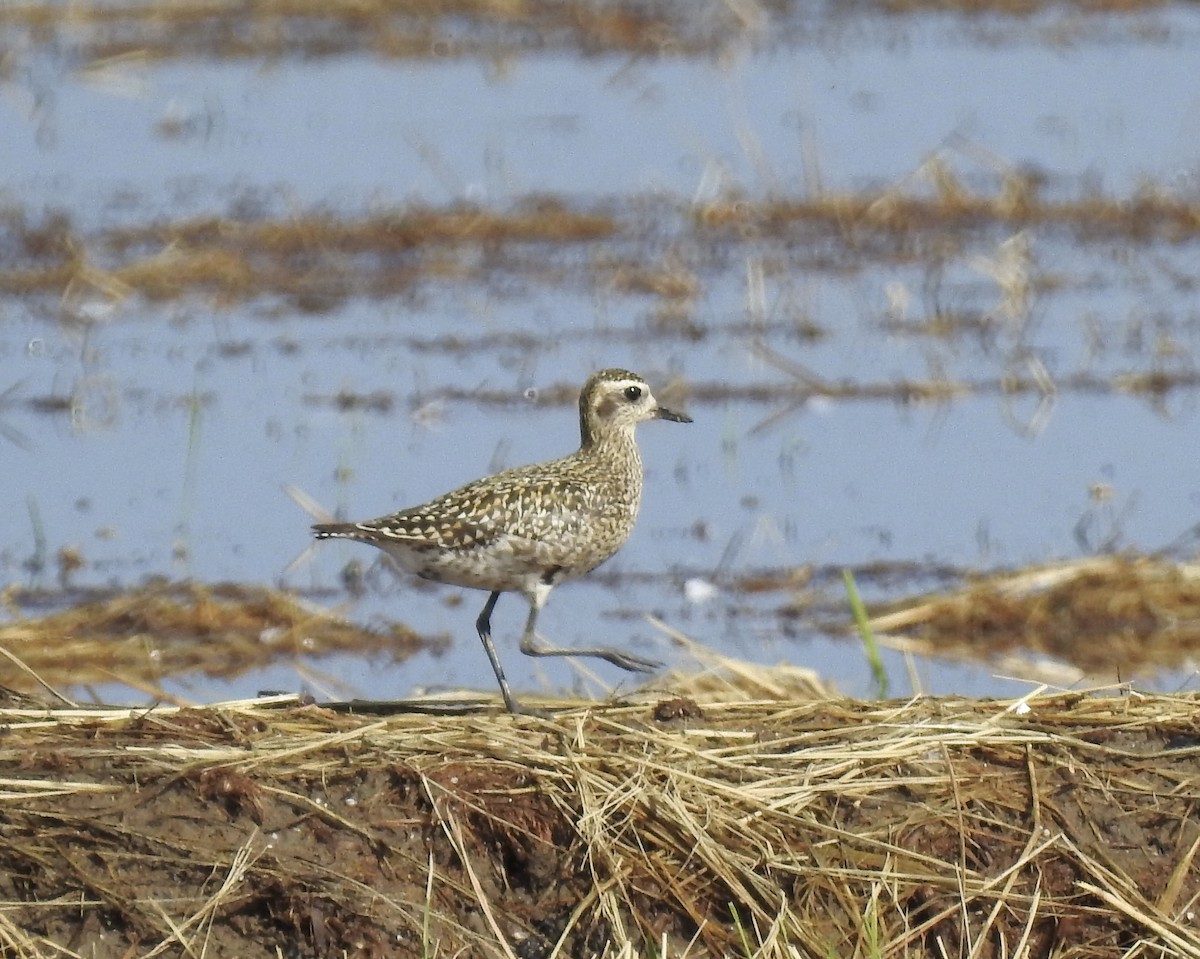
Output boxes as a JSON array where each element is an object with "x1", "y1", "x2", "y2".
[{"x1": 624, "y1": 385, "x2": 642, "y2": 402}]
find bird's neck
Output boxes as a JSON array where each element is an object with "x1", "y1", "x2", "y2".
[{"x1": 578, "y1": 427, "x2": 644, "y2": 488}]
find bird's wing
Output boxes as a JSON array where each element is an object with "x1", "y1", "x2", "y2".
[{"x1": 353, "y1": 473, "x2": 604, "y2": 553}]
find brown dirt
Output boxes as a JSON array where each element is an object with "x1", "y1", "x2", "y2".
[{"x1": 1, "y1": 693, "x2": 1198, "y2": 957}]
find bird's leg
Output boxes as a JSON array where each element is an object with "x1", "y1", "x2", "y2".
[
  {"x1": 518, "y1": 587, "x2": 662, "y2": 673},
  {"x1": 475, "y1": 591, "x2": 545, "y2": 716}
]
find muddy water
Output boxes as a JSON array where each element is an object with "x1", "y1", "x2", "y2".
[{"x1": 3, "y1": 4, "x2": 1200, "y2": 704}]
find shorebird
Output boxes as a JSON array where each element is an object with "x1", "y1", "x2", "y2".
[{"x1": 313, "y1": 368, "x2": 691, "y2": 714}]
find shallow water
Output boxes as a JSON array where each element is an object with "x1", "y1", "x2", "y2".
[{"x1": 3, "y1": 3, "x2": 1200, "y2": 703}]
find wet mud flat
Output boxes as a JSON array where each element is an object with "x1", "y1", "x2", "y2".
[{"x1": 1, "y1": 691, "x2": 1198, "y2": 958}]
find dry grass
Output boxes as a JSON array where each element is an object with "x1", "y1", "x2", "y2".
[
  {"x1": 6, "y1": 181, "x2": 1200, "y2": 422},
  {"x1": 0, "y1": 685, "x2": 1198, "y2": 957},
  {"x1": 694, "y1": 168, "x2": 1200, "y2": 242},
  {"x1": 0, "y1": 0, "x2": 1178, "y2": 64},
  {"x1": 0, "y1": 580, "x2": 438, "y2": 702},
  {"x1": 4, "y1": 177, "x2": 1199, "y2": 312},
  {"x1": 867, "y1": 554, "x2": 1200, "y2": 681},
  {"x1": 0, "y1": 0, "x2": 710, "y2": 61},
  {"x1": 0, "y1": 202, "x2": 621, "y2": 308}
]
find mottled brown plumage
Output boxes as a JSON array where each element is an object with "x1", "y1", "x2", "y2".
[{"x1": 313, "y1": 368, "x2": 691, "y2": 714}]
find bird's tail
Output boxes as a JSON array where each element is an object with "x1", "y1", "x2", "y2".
[{"x1": 312, "y1": 523, "x2": 359, "y2": 539}]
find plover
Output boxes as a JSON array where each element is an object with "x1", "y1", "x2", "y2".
[{"x1": 313, "y1": 368, "x2": 691, "y2": 714}]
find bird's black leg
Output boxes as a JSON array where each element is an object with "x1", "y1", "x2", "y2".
[
  {"x1": 475, "y1": 591, "x2": 545, "y2": 715},
  {"x1": 518, "y1": 587, "x2": 661, "y2": 673}
]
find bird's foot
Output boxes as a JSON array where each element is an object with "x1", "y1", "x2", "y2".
[{"x1": 598, "y1": 649, "x2": 663, "y2": 673}]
